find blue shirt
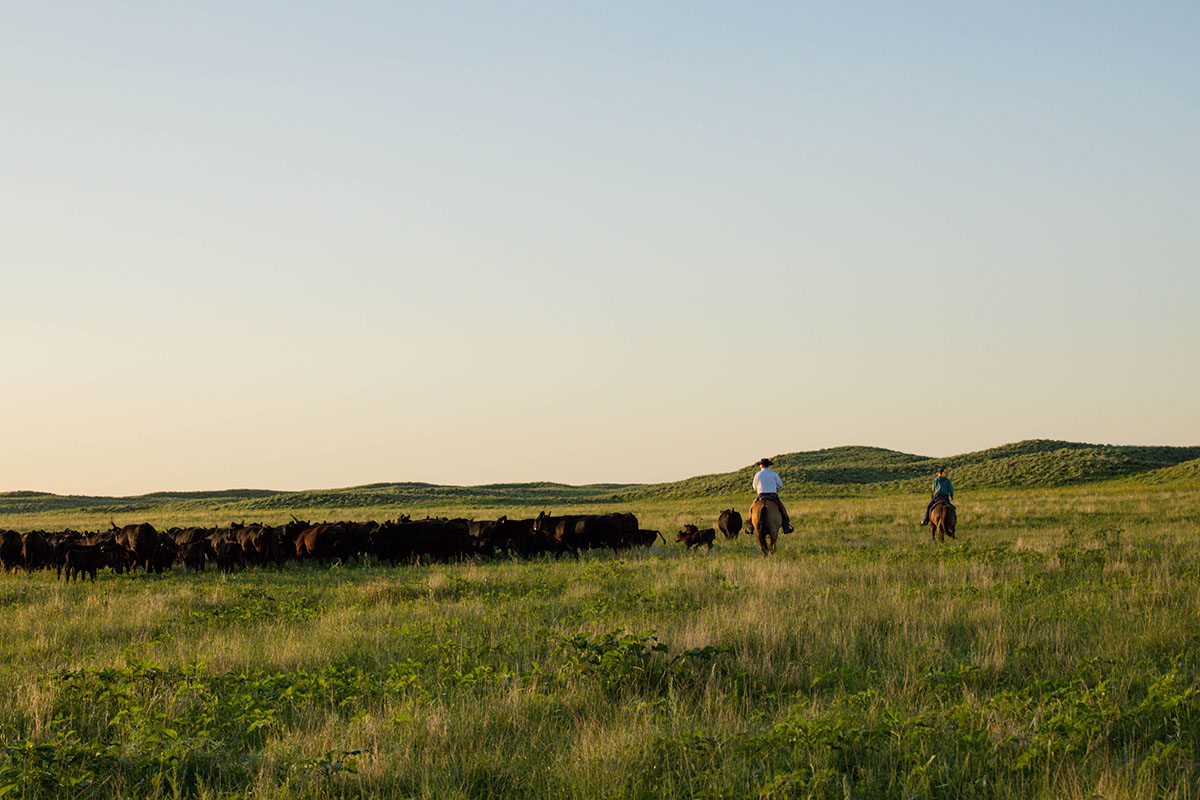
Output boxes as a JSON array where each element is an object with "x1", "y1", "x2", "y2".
[{"x1": 932, "y1": 476, "x2": 954, "y2": 497}]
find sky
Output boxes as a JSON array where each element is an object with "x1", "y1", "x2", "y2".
[{"x1": 2, "y1": 2, "x2": 1198, "y2": 495}]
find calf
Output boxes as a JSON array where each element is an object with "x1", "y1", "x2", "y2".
[
  {"x1": 676, "y1": 524, "x2": 715, "y2": 551},
  {"x1": 215, "y1": 540, "x2": 244, "y2": 573},
  {"x1": 630, "y1": 529, "x2": 661, "y2": 548},
  {"x1": 183, "y1": 541, "x2": 217, "y2": 572},
  {"x1": 62, "y1": 546, "x2": 100, "y2": 582}
]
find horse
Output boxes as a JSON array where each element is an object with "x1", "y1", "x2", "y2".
[
  {"x1": 748, "y1": 497, "x2": 782, "y2": 556},
  {"x1": 929, "y1": 499, "x2": 957, "y2": 543}
]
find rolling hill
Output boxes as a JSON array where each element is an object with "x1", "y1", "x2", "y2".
[{"x1": 1, "y1": 440, "x2": 1197, "y2": 522}]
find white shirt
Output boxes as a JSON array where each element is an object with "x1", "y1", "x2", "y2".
[{"x1": 753, "y1": 468, "x2": 783, "y2": 495}]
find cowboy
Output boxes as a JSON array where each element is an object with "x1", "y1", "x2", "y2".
[
  {"x1": 921, "y1": 467, "x2": 954, "y2": 525},
  {"x1": 745, "y1": 458, "x2": 794, "y2": 535}
]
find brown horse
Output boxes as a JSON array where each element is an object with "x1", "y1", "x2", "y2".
[
  {"x1": 748, "y1": 497, "x2": 782, "y2": 556},
  {"x1": 929, "y1": 500, "x2": 957, "y2": 543}
]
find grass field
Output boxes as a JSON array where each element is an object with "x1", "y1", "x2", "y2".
[{"x1": 2, "y1": 484, "x2": 1199, "y2": 799}]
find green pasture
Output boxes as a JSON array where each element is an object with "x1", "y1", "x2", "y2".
[{"x1": 1, "y1": 484, "x2": 1199, "y2": 799}]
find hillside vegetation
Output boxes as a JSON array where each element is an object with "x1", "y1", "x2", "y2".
[{"x1": 2, "y1": 440, "x2": 1197, "y2": 529}]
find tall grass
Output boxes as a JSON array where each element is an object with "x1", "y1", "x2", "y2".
[{"x1": 1, "y1": 488, "x2": 1198, "y2": 798}]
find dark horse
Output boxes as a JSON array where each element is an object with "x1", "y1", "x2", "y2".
[{"x1": 929, "y1": 498, "x2": 956, "y2": 543}]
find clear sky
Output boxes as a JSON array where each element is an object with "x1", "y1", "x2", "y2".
[{"x1": 2, "y1": 2, "x2": 1198, "y2": 495}]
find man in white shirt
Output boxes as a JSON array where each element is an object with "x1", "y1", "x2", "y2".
[{"x1": 747, "y1": 457, "x2": 794, "y2": 534}]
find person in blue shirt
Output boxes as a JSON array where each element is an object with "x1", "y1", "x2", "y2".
[{"x1": 921, "y1": 467, "x2": 954, "y2": 525}]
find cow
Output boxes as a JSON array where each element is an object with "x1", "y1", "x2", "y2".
[
  {"x1": 532, "y1": 512, "x2": 583, "y2": 557},
  {"x1": 600, "y1": 512, "x2": 641, "y2": 552},
  {"x1": 532, "y1": 511, "x2": 649, "y2": 556},
  {"x1": 208, "y1": 522, "x2": 243, "y2": 549},
  {"x1": 182, "y1": 540, "x2": 217, "y2": 572},
  {"x1": 294, "y1": 523, "x2": 352, "y2": 564},
  {"x1": 676, "y1": 524, "x2": 715, "y2": 551},
  {"x1": 368, "y1": 520, "x2": 407, "y2": 565},
  {"x1": 631, "y1": 529, "x2": 661, "y2": 548},
  {"x1": 0, "y1": 530, "x2": 23, "y2": 571},
  {"x1": 237, "y1": 525, "x2": 285, "y2": 566},
  {"x1": 370, "y1": 518, "x2": 474, "y2": 565},
  {"x1": 151, "y1": 531, "x2": 179, "y2": 573},
  {"x1": 21, "y1": 531, "x2": 52, "y2": 570},
  {"x1": 46, "y1": 530, "x2": 84, "y2": 573},
  {"x1": 110, "y1": 521, "x2": 162, "y2": 573},
  {"x1": 62, "y1": 546, "x2": 101, "y2": 582},
  {"x1": 215, "y1": 540, "x2": 244, "y2": 573},
  {"x1": 341, "y1": 521, "x2": 376, "y2": 564},
  {"x1": 491, "y1": 517, "x2": 544, "y2": 558},
  {"x1": 173, "y1": 527, "x2": 215, "y2": 547},
  {"x1": 467, "y1": 517, "x2": 506, "y2": 557},
  {"x1": 105, "y1": 540, "x2": 136, "y2": 573},
  {"x1": 280, "y1": 517, "x2": 312, "y2": 558},
  {"x1": 717, "y1": 509, "x2": 743, "y2": 540}
]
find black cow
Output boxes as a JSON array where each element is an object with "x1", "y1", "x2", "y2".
[
  {"x1": 183, "y1": 540, "x2": 217, "y2": 571},
  {"x1": 492, "y1": 517, "x2": 543, "y2": 558},
  {"x1": 467, "y1": 517, "x2": 507, "y2": 557},
  {"x1": 21, "y1": 531, "x2": 52, "y2": 570},
  {"x1": 370, "y1": 518, "x2": 473, "y2": 564},
  {"x1": 294, "y1": 523, "x2": 354, "y2": 564},
  {"x1": 717, "y1": 509, "x2": 743, "y2": 539},
  {"x1": 62, "y1": 546, "x2": 101, "y2": 582},
  {"x1": 215, "y1": 540, "x2": 245, "y2": 573},
  {"x1": 110, "y1": 521, "x2": 161, "y2": 572},
  {"x1": 1, "y1": 530, "x2": 23, "y2": 571},
  {"x1": 173, "y1": 527, "x2": 216, "y2": 547},
  {"x1": 631, "y1": 529, "x2": 661, "y2": 548},
  {"x1": 237, "y1": 525, "x2": 287, "y2": 566}
]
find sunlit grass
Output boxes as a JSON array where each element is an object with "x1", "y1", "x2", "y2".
[{"x1": 1, "y1": 488, "x2": 1198, "y2": 798}]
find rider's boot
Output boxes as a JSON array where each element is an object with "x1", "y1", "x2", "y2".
[{"x1": 780, "y1": 506, "x2": 794, "y2": 534}]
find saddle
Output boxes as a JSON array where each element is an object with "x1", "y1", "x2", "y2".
[
  {"x1": 930, "y1": 495, "x2": 955, "y2": 511},
  {"x1": 746, "y1": 494, "x2": 785, "y2": 536}
]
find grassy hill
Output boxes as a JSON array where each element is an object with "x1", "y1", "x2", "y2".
[
  {"x1": 1, "y1": 440, "x2": 1197, "y2": 526},
  {"x1": 1119, "y1": 456, "x2": 1200, "y2": 487},
  {"x1": 624, "y1": 440, "x2": 1200, "y2": 500}
]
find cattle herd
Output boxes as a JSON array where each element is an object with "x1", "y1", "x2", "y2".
[{"x1": 0, "y1": 508, "x2": 750, "y2": 582}]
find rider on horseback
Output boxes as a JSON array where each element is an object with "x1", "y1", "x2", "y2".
[
  {"x1": 745, "y1": 458, "x2": 794, "y2": 535},
  {"x1": 921, "y1": 467, "x2": 954, "y2": 526}
]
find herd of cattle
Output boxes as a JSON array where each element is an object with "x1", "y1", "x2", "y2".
[{"x1": 0, "y1": 509, "x2": 748, "y2": 581}]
